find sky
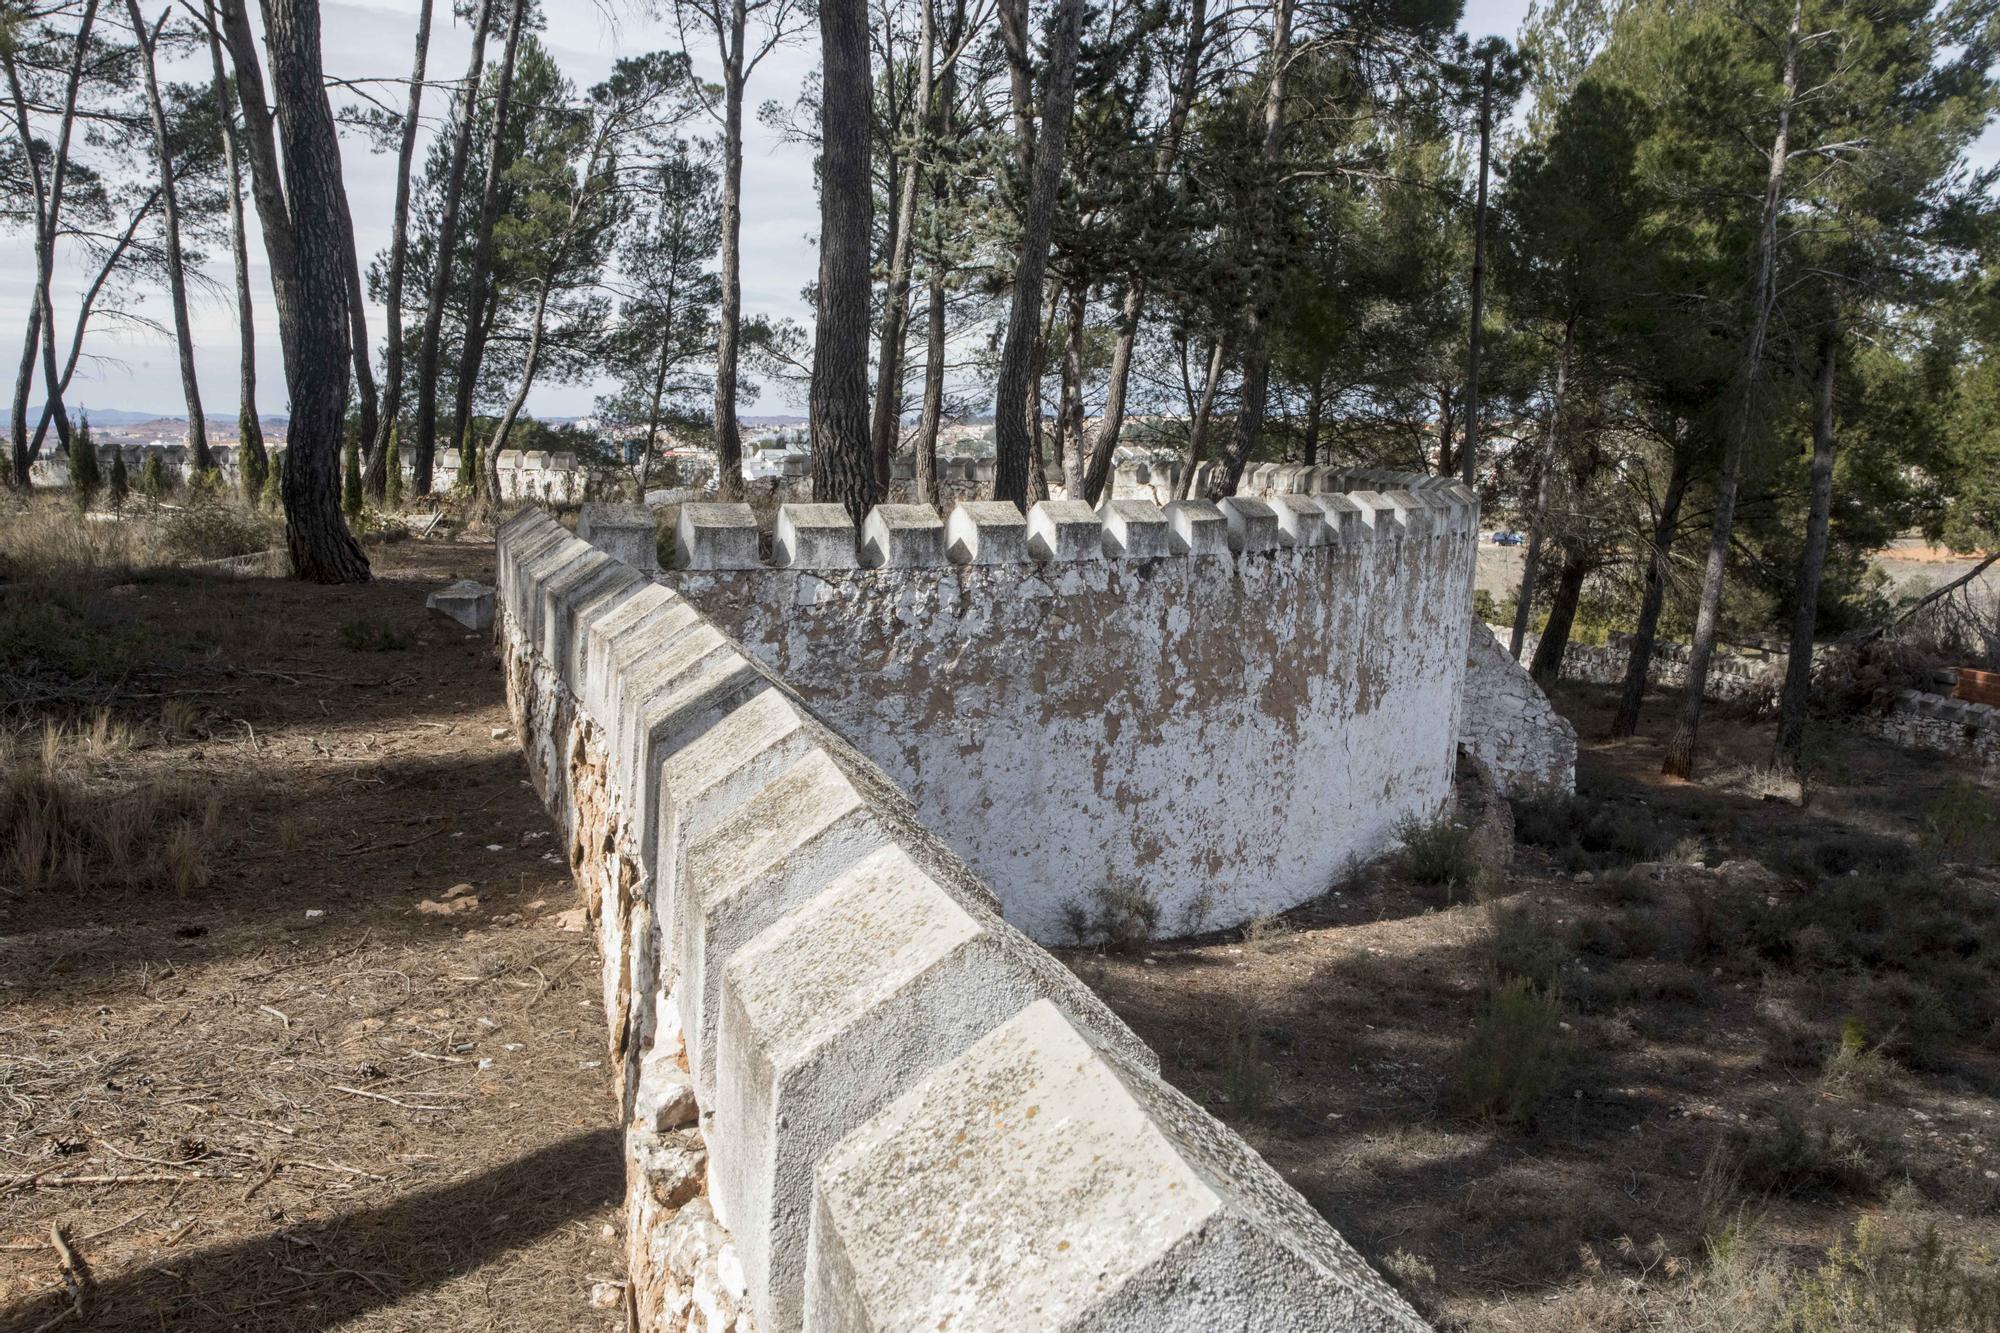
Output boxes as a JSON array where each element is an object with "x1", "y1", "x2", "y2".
[{"x1": 0, "y1": 0, "x2": 1583, "y2": 424}]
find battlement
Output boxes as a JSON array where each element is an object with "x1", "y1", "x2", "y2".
[
  {"x1": 654, "y1": 469, "x2": 1484, "y2": 945},
  {"x1": 494, "y1": 508, "x2": 1431, "y2": 1332}
]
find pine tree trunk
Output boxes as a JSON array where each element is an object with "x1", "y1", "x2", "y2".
[
  {"x1": 1612, "y1": 441, "x2": 1691, "y2": 737},
  {"x1": 712, "y1": 0, "x2": 750, "y2": 502},
  {"x1": 1207, "y1": 0, "x2": 1294, "y2": 499},
  {"x1": 810, "y1": 0, "x2": 878, "y2": 522},
  {"x1": 1057, "y1": 284, "x2": 1085, "y2": 494},
  {"x1": 1175, "y1": 336, "x2": 1227, "y2": 499},
  {"x1": 1530, "y1": 548, "x2": 1588, "y2": 686},
  {"x1": 1662, "y1": 0, "x2": 1801, "y2": 780},
  {"x1": 868, "y1": 0, "x2": 934, "y2": 491},
  {"x1": 127, "y1": 0, "x2": 210, "y2": 471},
  {"x1": 1775, "y1": 331, "x2": 1838, "y2": 765},
  {"x1": 450, "y1": 0, "x2": 527, "y2": 507},
  {"x1": 27, "y1": 193, "x2": 156, "y2": 467},
  {"x1": 1462, "y1": 50, "x2": 1494, "y2": 489},
  {"x1": 9, "y1": 301, "x2": 36, "y2": 489},
  {"x1": 1304, "y1": 384, "x2": 1322, "y2": 467},
  {"x1": 219, "y1": 0, "x2": 297, "y2": 313},
  {"x1": 261, "y1": 0, "x2": 369, "y2": 582},
  {"x1": 992, "y1": 0, "x2": 1083, "y2": 506},
  {"x1": 409, "y1": 0, "x2": 492, "y2": 495},
  {"x1": 915, "y1": 269, "x2": 946, "y2": 506},
  {"x1": 363, "y1": 0, "x2": 432, "y2": 499},
  {"x1": 1510, "y1": 320, "x2": 1574, "y2": 659},
  {"x1": 203, "y1": 0, "x2": 266, "y2": 502}
]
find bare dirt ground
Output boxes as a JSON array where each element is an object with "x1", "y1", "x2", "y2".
[
  {"x1": 0, "y1": 537, "x2": 623, "y2": 1332},
  {"x1": 1065, "y1": 685, "x2": 2000, "y2": 1330}
]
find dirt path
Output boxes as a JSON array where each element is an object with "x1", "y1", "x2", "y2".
[{"x1": 0, "y1": 540, "x2": 623, "y2": 1332}]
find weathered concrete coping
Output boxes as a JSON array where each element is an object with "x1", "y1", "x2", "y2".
[
  {"x1": 776, "y1": 504, "x2": 860, "y2": 570},
  {"x1": 676, "y1": 502, "x2": 761, "y2": 570},
  {"x1": 578, "y1": 502, "x2": 660, "y2": 575},
  {"x1": 945, "y1": 501, "x2": 1029, "y2": 565}
]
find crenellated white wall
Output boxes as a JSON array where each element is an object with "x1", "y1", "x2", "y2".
[
  {"x1": 666, "y1": 476, "x2": 1483, "y2": 943},
  {"x1": 495, "y1": 507, "x2": 1432, "y2": 1333}
]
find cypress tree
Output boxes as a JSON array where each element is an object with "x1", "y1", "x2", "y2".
[
  {"x1": 69, "y1": 412, "x2": 102, "y2": 509},
  {"x1": 108, "y1": 451, "x2": 129, "y2": 510},
  {"x1": 384, "y1": 422, "x2": 404, "y2": 507},
  {"x1": 262, "y1": 450, "x2": 283, "y2": 510},
  {"x1": 139, "y1": 454, "x2": 168, "y2": 499},
  {"x1": 343, "y1": 436, "x2": 362, "y2": 518}
]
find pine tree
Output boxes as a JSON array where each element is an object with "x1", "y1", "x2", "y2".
[
  {"x1": 343, "y1": 435, "x2": 363, "y2": 518},
  {"x1": 385, "y1": 423, "x2": 404, "y2": 507},
  {"x1": 108, "y1": 451, "x2": 129, "y2": 511},
  {"x1": 69, "y1": 413, "x2": 102, "y2": 510}
]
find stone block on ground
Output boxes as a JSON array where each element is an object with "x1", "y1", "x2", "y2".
[{"x1": 428, "y1": 579, "x2": 495, "y2": 631}]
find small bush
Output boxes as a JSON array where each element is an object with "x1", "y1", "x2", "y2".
[
  {"x1": 1396, "y1": 815, "x2": 1483, "y2": 899},
  {"x1": 162, "y1": 499, "x2": 276, "y2": 562},
  {"x1": 1510, "y1": 790, "x2": 1664, "y2": 871},
  {"x1": 1061, "y1": 879, "x2": 1161, "y2": 953},
  {"x1": 1488, "y1": 901, "x2": 1571, "y2": 992},
  {"x1": 1449, "y1": 977, "x2": 1565, "y2": 1126},
  {"x1": 338, "y1": 618, "x2": 409, "y2": 653},
  {"x1": 1683, "y1": 1217, "x2": 2000, "y2": 1333},
  {"x1": 69, "y1": 417, "x2": 102, "y2": 510},
  {"x1": 1921, "y1": 779, "x2": 1998, "y2": 864},
  {"x1": 1734, "y1": 1110, "x2": 1886, "y2": 1199},
  {"x1": 0, "y1": 595, "x2": 151, "y2": 684},
  {"x1": 1821, "y1": 1016, "x2": 1899, "y2": 1098}
]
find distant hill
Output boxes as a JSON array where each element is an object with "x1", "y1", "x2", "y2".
[{"x1": 0, "y1": 406, "x2": 290, "y2": 429}]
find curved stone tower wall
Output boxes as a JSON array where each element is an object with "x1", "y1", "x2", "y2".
[{"x1": 668, "y1": 472, "x2": 1480, "y2": 943}]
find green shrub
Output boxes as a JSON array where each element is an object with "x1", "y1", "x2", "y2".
[
  {"x1": 1510, "y1": 790, "x2": 1665, "y2": 871},
  {"x1": 1488, "y1": 902, "x2": 1571, "y2": 991},
  {"x1": 162, "y1": 499, "x2": 275, "y2": 562},
  {"x1": 138, "y1": 454, "x2": 169, "y2": 499},
  {"x1": 338, "y1": 618, "x2": 408, "y2": 652},
  {"x1": 0, "y1": 595, "x2": 150, "y2": 683},
  {"x1": 1734, "y1": 1110, "x2": 1886, "y2": 1199},
  {"x1": 1921, "y1": 779, "x2": 1998, "y2": 864},
  {"x1": 1821, "y1": 1016, "x2": 1898, "y2": 1098},
  {"x1": 1449, "y1": 978, "x2": 1565, "y2": 1126},
  {"x1": 1396, "y1": 814, "x2": 1483, "y2": 898},
  {"x1": 68, "y1": 415, "x2": 101, "y2": 510}
]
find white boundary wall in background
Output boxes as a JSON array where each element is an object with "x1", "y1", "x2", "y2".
[
  {"x1": 667, "y1": 470, "x2": 1486, "y2": 943},
  {"x1": 496, "y1": 506, "x2": 1433, "y2": 1332}
]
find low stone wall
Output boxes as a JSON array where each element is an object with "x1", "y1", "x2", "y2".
[
  {"x1": 665, "y1": 475, "x2": 1482, "y2": 943},
  {"x1": 496, "y1": 507, "x2": 1430, "y2": 1332},
  {"x1": 1858, "y1": 689, "x2": 2000, "y2": 768},
  {"x1": 1516, "y1": 628, "x2": 1783, "y2": 701},
  {"x1": 1460, "y1": 624, "x2": 1578, "y2": 795}
]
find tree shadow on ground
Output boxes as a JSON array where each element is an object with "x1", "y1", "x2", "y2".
[{"x1": 0, "y1": 1128, "x2": 621, "y2": 1333}]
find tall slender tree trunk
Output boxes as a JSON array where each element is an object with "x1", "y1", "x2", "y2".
[
  {"x1": 1058, "y1": 283, "x2": 1086, "y2": 495},
  {"x1": 5, "y1": 0, "x2": 96, "y2": 484},
  {"x1": 127, "y1": 0, "x2": 210, "y2": 471},
  {"x1": 915, "y1": 268, "x2": 946, "y2": 506},
  {"x1": 202, "y1": 0, "x2": 266, "y2": 502},
  {"x1": 1208, "y1": 0, "x2": 1295, "y2": 499},
  {"x1": 711, "y1": 0, "x2": 752, "y2": 501},
  {"x1": 1176, "y1": 336, "x2": 1228, "y2": 499},
  {"x1": 219, "y1": 0, "x2": 296, "y2": 313},
  {"x1": 868, "y1": 0, "x2": 934, "y2": 490},
  {"x1": 1079, "y1": 0, "x2": 1206, "y2": 505},
  {"x1": 451, "y1": 0, "x2": 527, "y2": 501},
  {"x1": 1304, "y1": 383, "x2": 1323, "y2": 466},
  {"x1": 261, "y1": 0, "x2": 369, "y2": 581},
  {"x1": 1612, "y1": 440, "x2": 1691, "y2": 737},
  {"x1": 27, "y1": 192, "x2": 159, "y2": 465},
  {"x1": 1510, "y1": 319, "x2": 1574, "y2": 659},
  {"x1": 810, "y1": 0, "x2": 877, "y2": 521},
  {"x1": 1662, "y1": 0, "x2": 1801, "y2": 779},
  {"x1": 1530, "y1": 548, "x2": 1588, "y2": 685},
  {"x1": 364, "y1": 0, "x2": 433, "y2": 498},
  {"x1": 9, "y1": 302, "x2": 39, "y2": 486},
  {"x1": 1775, "y1": 331, "x2": 1838, "y2": 764},
  {"x1": 1461, "y1": 49, "x2": 1494, "y2": 489},
  {"x1": 992, "y1": 0, "x2": 1084, "y2": 506},
  {"x1": 409, "y1": 0, "x2": 492, "y2": 495}
]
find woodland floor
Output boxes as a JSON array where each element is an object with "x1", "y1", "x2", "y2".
[
  {"x1": 1067, "y1": 686, "x2": 2000, "y2": 1330},
  {"x1": 0, "y1": 536, "x2": 624, "y2": 1332}
]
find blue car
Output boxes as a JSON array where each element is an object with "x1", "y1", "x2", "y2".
[{"x1": 1491, "y1": 530, "x2": 1524, "y2": 546}]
